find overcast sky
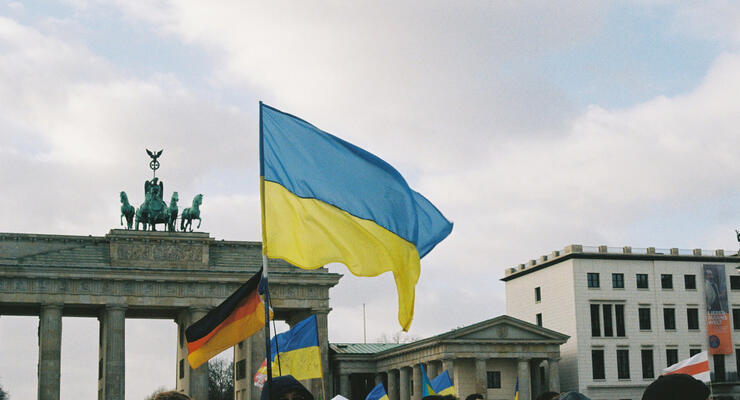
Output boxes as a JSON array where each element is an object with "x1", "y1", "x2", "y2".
[{"x1": 2, "y1": 1, "x2": 740, "y2": 398}]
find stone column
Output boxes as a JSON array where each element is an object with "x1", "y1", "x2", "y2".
[
  {"x1": 388, "y1": 369, "x2": 399, "y2": 400},
  {"x1": 249, "y1": 327, "x2": 267, "y2": 400},
  {"x1": 426, "y1": 361, "x2": 438, "y2": 381},
  {"x1": 442, "y1": 359, "x2": 454, "y2": 384},
  {"x1": 188, "y1": 308, "x2": 210, "y2": 400},
  {"x1": 475, "y1": 358, "x2": 488, "y2": 399},
  {"x1": 99, "y1": 304, "x2": 126, "y2": 400},
  {"x1": 38, "y1": 304, "x2": 63, "y2": 400},
  {"x1": 399, "y1": 367, "x2": 410, "y2": 400},
  {"x1": 548, "y1": 358, "x2": 560, "y2": 392},
  {"x1": 314, "y1": 310, "x2": 331, "y2": 397},
  {"x1": 339, "y1": 373, "x2": 350, "y2": 398},
  {"x1": 412, "y1": 364, "x2": 422, "y2": 400},
  {"x1": 517, "y1": 359, "x2": 531, "y2": 400}
]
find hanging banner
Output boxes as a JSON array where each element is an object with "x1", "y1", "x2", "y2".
[{"x1": 704, "y1": 264, "x2": 733, "y2": 354}]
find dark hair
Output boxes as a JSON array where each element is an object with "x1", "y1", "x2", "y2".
[
  {"x1": 465, "y1": 395, "x2": 484, "y2": 400},
  {"x1": 642, "y1": 374, "x2": 710, "y2": 400},
  {"x1": 153, "y1": 391, "x2": 192, "y2": 400},
  {"x1": 261, "y1": 375, "x2": 315, "y2": 400},
  {"x1": 535, "y1": 392, "x2": 561, "y2": 400}
]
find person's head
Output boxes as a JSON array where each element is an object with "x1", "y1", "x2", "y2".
[
  {"x1": 465, "y1": 395, "x2": 484, "y2": 400},
  {"x1": 705, "y1": 269, "x2": 714, "y2": 281},
  {"x1": 535, "y1": 391, "x2": 561, "y2": 400},
  {"x1": 642, "y1": 374, "x2": 710, "y2": 400},
  {"x1": 261, "y1": 375, "x2": 315, "y2": 400},
  {"x1": 422, "y1": 396, "x2": 457, "y2": 400},
  {"x1": 153, "y1": 391, "x2": 192, "y2": 400}
]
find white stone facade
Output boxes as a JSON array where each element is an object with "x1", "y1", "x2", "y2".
[{"x1": 504, "y1": 246, "x2": 740, "y2": 400}]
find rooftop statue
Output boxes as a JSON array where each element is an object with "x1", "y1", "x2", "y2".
[{"x1": 120, "y1": 149, "x2": 203, "y2": 232}]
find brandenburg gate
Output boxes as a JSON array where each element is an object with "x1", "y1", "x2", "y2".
[{"x1": 0, "y1": 229, "x2": 341, "y2": 400}]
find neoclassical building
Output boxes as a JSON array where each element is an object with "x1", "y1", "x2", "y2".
[{"x1": 330, "y1": 315, "x2": 569, "y2": 400}]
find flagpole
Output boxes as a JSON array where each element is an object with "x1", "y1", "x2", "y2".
[
  {"x1": 262, "y1": 256, "x2": 273, "y2": 397},
  {"x1": 259, "y1": 101, "x2": 274, "y2": 399}
]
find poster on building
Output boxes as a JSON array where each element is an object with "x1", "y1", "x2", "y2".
[{"x1": 704, "y1": 264, "x2": 732, "y2": 354}]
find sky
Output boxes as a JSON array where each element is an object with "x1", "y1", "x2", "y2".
[{"x1": 1, "y1": 0, "x2": 740, "y2": 398}]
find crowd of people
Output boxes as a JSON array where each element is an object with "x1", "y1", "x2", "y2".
[{"x1": 150, "y1": 372, "x2": 711, "y2": 400}]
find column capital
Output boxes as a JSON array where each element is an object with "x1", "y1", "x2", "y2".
[
  {"x1": 188, "y1": 306, "x2": 211, "y2": 314},
  {"x1": 548, "y1": 357, "x2": 561, "y2": 362},
  {"x1": 105, "y1": 304, "x2": 128, "y2": 312},
  {"x1": 41, "y1": 303, "x2": 63, "y2": 310}
]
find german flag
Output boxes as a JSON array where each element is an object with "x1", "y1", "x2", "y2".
[{"x1": 186, "y1": 269, "x2": 271, "y2": 369}]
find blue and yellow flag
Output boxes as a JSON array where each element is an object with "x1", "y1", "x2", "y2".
[
  {"x1": 420, "y1": 363, "x2": 436, "y2": 396},
  {"x1": 514, "y1": 377, "x2": 519, "y2": 400},
  {"x1": 259, "y1": 103, "x2": 453, "y2": 330},
  {"x1": 270, "y1": 314, "x2": 322, "y2": 380},
  {"x1": 365, "y1": 383, "x2": 389, "y2": 400},
  {"x1": 431, "y1": 370, "x2": 456, "y2": 396}
]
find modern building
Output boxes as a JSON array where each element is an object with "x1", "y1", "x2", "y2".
[
  {"x1": 330, "y1": 315, "x2": 568, "y2": 400},
  {"x1": 503, "y1": 244, "x2": 740, "y2": 400}
]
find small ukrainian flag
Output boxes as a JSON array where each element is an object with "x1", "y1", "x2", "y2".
[{"x1": 366, "y1": 383, "x2": 389, "y2": 400}]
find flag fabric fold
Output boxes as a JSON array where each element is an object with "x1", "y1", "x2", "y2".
[
  {"x1": 431, "y1": 370, "x2": 456, "y2": 396},
  {"x1": 269, "y1": 314, "x2": 323, "y2": 380},
  {"x1": 365, "y1": 383, "x2": 389, "y2": 400},
  {"x1": 259, "y1": 103, "x2": 453, "y2": 330},
  {"x1": 662, "y1": 350, "x2": 710, "y2": 383},
  {"x1": 420, "y1": 363, "x2": 436, "y2": 396},
  {"x1": 254, "y1": 358, "x2": 268, "y2": 389},
  {"x1": 185, "y1": 269, "x2": 272, "y2": 369}
]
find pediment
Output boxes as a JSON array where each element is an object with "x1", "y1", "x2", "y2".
[{"x1": 445, "y1": 315, "x2": 568, "y2": 342}]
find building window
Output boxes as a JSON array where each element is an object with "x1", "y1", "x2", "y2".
[
  {"x1": 179, "y1": 359, "x2": 184, "y2": 379},
  {"x1": 639, "y1": 308, "x2": 651, "y2": 330},
  {"x1": 617, "y1": 349, "x2": 630, "y2": 379},
  {"x1": 592, "y1": 349, "x2": 605, "y2": 380},
  {"x1": 591, "y1": 304, "x2": 601, "y2": 337},
  {"x1": 661, "y1": 274, "x2": 673, "y2": 289},
  {"x1": 535, "y1": 287, "x2": 541, "y2": 303},
  {"x1": 733, "y1": 309, "x2": 740, "y2": 330},
  {"x1": 731, "y1": 276, "x2": 740, "y2": 290},
  {"x1": 236, "y1": 359, "x2": 246, "y2": 380},
  {"x1": 487, "y1": 371, "x2": 501, "y2": 389},
  {"x1": 587, "y1": 273, "x2": 600, "y2": 288},
  {"x1": 613, "y1": 273, "x2": 624, "y2": 289},
  {"x1": 690, "y1": 348, "x2": 702, "y2": 357},
  {"x1": 603, "y1": 305, "x2": 613, "y2": 337},
  {"x1": 685, "y1": 275, "x2": 696, "y2": 290},
  {"x1": 536, "y1": 313, "x2": 542, "y2": 327},
  {"x1": 615, "y1": 304, "x2": 626, "y2": 337},
  {"x1": 637, "y1": 274, "x2": 649, "y2": 289},
  {"x1": 736, "y1": 349, "x2": 740, "y2": 377},
  {"x1": 687, "y1": 308, "x2": 699, "y2": 330},
  {"x1": 666, "y1": 349, "x2": 678, "y2": 367},
  {"x1": 641, "y1": 349, "x2": 654, "y2": 379},
  {"x1": 714, "y1": 354, "x2": 726, "y2": 382},
  {"x1": 664, "y1": 308, "x2": 676, "y2": 330}
]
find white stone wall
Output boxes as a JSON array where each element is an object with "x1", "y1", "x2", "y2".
[
  {"x1": 506, "y1": 254, "x2": 740, "y2": 400},
  {"x1": 486, "y1": 359, "x2": 518, "y2": 400},
  {"x1": 505, "y1": 259, "x2": 578, "y2": 391}
]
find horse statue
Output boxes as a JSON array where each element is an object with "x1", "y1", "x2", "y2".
[
  {"x1": 135, "y1": 177, "x2": 170, "y2": 231},
  {"x1": 120, "y1": 191, "x2": 135, "y2": 229},
  {"x1": 167, "y1": 192, "x2": 179, "y2": 232},
  {"x1": 181, "y1": 194, "x2": 203, "y2": 232}
]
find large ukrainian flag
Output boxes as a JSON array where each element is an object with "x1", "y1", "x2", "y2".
[
  {"x1": 366, "y1": 383, "x2": 389, "y2": 400},
  {"x1": 431, "y1": 370, "x2": 456, "y2": 396},
  {"x1": 259, "y1": 103, "x2": 453, "y2": 330}
]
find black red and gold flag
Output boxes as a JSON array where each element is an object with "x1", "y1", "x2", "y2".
[{"x1": 185, "y1": 268, "x2": 271, "y2": 369}]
